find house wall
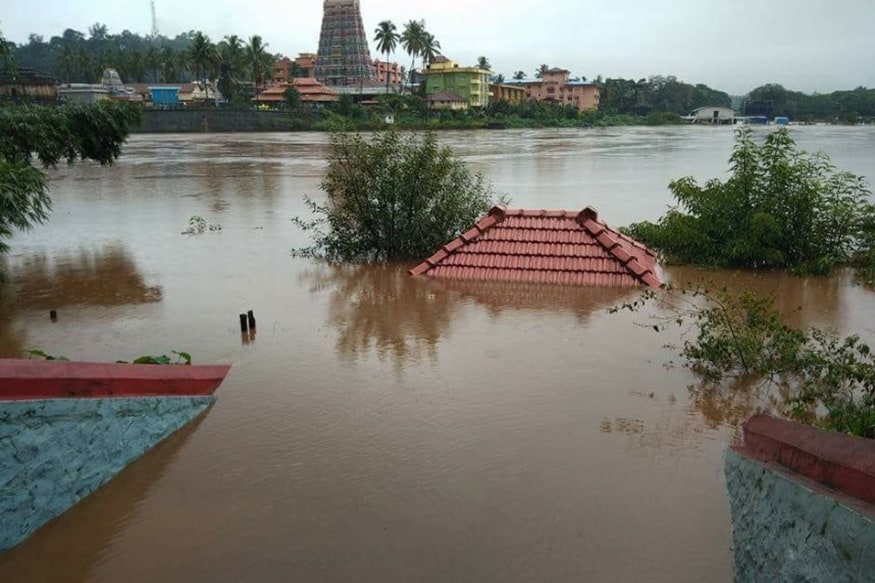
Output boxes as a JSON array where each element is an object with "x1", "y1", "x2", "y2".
[
  {"x1": 490, "y1": 84, "x2": 526, "y2": 105},
  {"x1": 425, "y1": 60, "x2": 490, "y2": 108},
  {"x1": 724, "y1": 415, "x2": 875, "y2": 582},
  {"x1": 520, "y1": 70, "x2": 600, "y2": 111},
  {"x1": 0, "y1": 396, "x2": 213, "y2": 552}
]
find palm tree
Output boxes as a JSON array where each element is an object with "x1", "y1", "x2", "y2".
[
  {"x1": 146, "y1": 45, "x2": 161, "y2": 82},
  {"x1": 373, "y1": 20, "x2": 399, "y2": 94},
  {"x1": 160, "y1": 46, "x2": 177, "y2": 82},
  {"x1": 512, "y1": 70, "x2": 526, "y2": 80},
  {"x1": 246, "y1": 35, "x2": 269, "y2": 99},
  {"x1": 216, "y1": 35, "x2": 246, "y2": 103},
  {"x1": 493, "y1": 73, "x2": 505, "y2": 84},
  {"x1": 186, "y1": 31, "x2": 214, "y2": 85},
  {"x1": 476, "y1": 56, "x2": 491, "y2": 71},
  {"x1": 421, "y1": 32, "x2": 441, "y2": 68},
  {"x1": 400, "y1": 20, "x2": 424, "y2": 92},
  {"x1": 535, "y1": 64, "x2": 549, "y2": 79}
]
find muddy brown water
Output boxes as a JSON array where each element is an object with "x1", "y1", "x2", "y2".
[{"x1": 1, "y1": 127, "x2": 874, "y2": 582}]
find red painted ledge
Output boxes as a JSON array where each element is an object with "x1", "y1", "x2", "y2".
[
  {"x1": 0, "y1": 359, "x2": 231, "y2": 401},
  {"x1": 733, "y1": 414, "x2": 875, "y2": 506}
]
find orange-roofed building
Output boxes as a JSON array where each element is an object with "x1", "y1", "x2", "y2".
[
  {"x1": 253, "y1": 78, "x2": 339, "y2": 105},
  {"x1": 410, "y1": 206, "x2": 662, "y2": 287}
]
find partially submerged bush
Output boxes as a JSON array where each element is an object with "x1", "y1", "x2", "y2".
[
  {"x1": 293, "y1": 130, "x2": 500, "y2": 262},
  {"x1": 624, "y1": 128, "x2": 874, "y2": 274},
  {"x1": 615, "y1": 286, "x2": 875, "y2": 438}
]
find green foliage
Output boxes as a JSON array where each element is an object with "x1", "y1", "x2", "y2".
[
  {"x1": 181, "y1": 215, "x2": 221, "y2": 235},
  {"x1": 27, "y1": 348, "x2": 192, "y2": 365},
  {"x1": 624, "y1": 128, "x2": 874, "y2": 273},
  {"x1": 293, "y1": 129, "x2": 500, "y2": 262},
  {"x1": 615, "y1": 286, "x2": 875, "y2": 438},
  {"x1": 0, "y1": 100, "x2": 140, "y2": 256},
  {"x1": 747, "y1": 83, "x2": 875, "y2": 122},
  {"x1": 600, "y1": 75, "x2": 732, "y2": 116},
  {"x1": 24, "y1": 349, "x2": 69, "y2": 361},
  {"x1": 129, "y1": 351, "x2": 192, "y2": 365}
]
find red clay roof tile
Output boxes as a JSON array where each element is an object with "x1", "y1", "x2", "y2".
[{"x1": 410, "y1": 206, "x2": 663, "y2": 287}]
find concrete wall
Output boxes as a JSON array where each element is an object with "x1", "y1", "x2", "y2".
[
  {"x1": 0, "y1": 396, "x2": 213, "y2": 552},
  {"x1": 725, "y1": 416, "x2": 875, "y2": 582},
  {"x1": 135, "y1": 109, "x2": 306, "y2": 133}
]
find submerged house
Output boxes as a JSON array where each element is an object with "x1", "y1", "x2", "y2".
[{"x1": 410, "y1": 207, "x2": 662, "y2": 287}]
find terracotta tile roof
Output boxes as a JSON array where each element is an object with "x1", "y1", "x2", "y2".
[
  {"x1": 410, "y1": 207, "x2": 662, "y2": 287},
  {"x1": 428, "y1": 90, "x2": 466, "y2": 103}
]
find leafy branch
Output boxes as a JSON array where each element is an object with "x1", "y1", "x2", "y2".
[{"x1": 613, "y1": 285, "x2": 875, "y2": 437}]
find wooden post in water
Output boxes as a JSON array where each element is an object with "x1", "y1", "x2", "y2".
[
  {"x1": 49, "y1": 310, "x2": 57, "y2": 322},
  {"x1": 247, "y1": 310, "x2": 256, "y2": 330},
  {"x1": 239, "y1": 314, "x2": 248, "y2": 332}
]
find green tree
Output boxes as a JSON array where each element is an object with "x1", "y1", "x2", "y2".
[
  {"x1": 512, "y1": 70, "x2": 526, "y2": 80},
  {"x1": 216, "y1": 35, "x2": 246, "y2": 103},
  {"x1": 535, "y1": 64, "x2": 549, "y2": 79},
  {"x1": 476, "y1": 56, "x2": 491, "y2": 71},
  {"x1": 400, "y1": 20, "x2": 425, "y2": 91},
  {"x1": 421, "y1": 32, "x2": 441, "y2": 68},
  {"x1": 283, "y1": 85, "x2": 300, "y2": 111},
  {"x1": 0, "y1": 100, "x2": 140, "y2": 265},
  {"x1": 293, "y1": 130, "x2": 500, "y2": 262},
  {"x1": 624, "y1": 128, "x2": 874, "y2": 274},
  {"x1": 185, "y1": 31, "x2": 214, "y2": 84},
  {"x1": 373, "y1": 20, "x2": 399, "y2": 95},
  {"x1": 246, "y1": 35, "x2": 269, "y2": 95}
]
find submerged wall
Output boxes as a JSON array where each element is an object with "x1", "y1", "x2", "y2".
[
  {"x1": 0, "y1": 396, "x2": 213, "y2": 552},
  {"x1": 725, "y1": 415, "x2": 875, "y2": 582}
]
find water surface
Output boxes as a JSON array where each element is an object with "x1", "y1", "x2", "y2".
[{"x1": 1, "y1": 126, "x2": 874, "y2": 582}]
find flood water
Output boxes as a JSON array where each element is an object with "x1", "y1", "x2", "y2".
[{"x1": 1, "y1": 126, "x2": 874, "y2": 582}]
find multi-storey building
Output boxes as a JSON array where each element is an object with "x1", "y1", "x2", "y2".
[
  {"x1": 373, "y1": 60, "x2": 401, "y2": 86},
  {"x1": 424, "y1": 56, "x2": 490, "y2": 109},
  {"x1": 508, "y1": 68, "x2": 600, "y2": 111},
  {"x1": 274, "y1": 54, "x2": 318, "y2": 84}
]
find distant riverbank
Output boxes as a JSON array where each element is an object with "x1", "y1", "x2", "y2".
[{"x1": 132, "y1": 108, "x2": 687, "y2": 134}]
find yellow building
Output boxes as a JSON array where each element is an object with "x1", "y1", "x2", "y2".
[
  {"x1": 424, "y1": 56, "x2": 490, "y2": 109},
  {"x1": 490, "y1": 83, "x2": 526, "y2": 105}
]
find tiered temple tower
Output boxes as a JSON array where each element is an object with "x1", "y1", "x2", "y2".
[{"x1": 315, "y1": 0, "x2": 376, "y2": 86}]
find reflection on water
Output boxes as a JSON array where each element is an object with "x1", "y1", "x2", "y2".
[
  {"x1": 0, "y1": 245, "x2": 161, "y2": 357},
  {"x1": 304, "y1": 263, "x2": 639, "y2": 367},
  {"x1": 0, "y1": 128, "x2": 873, "y2": 582},
  {"x1": 302, "y1": 263, "x2": 460, "y2": 365},
  {"x1": 0, "y1": 414, "x2": 206, "y2": 582},
  {"x1": 5, "y1": 245, "x2": 162, "y2": 309}
]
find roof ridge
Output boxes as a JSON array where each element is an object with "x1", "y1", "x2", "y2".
[
  {"x1": 409, "y1": 206, "x2": 505, "y2": 276},
  {"x1": 576, "y1": 207, "x2": 662, "y2": 288}
]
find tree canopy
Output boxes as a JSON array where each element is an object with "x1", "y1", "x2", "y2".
[
  {"x1": 623, "y1": 128, "x2": 874, "y2": 274},
  {"x1": 0, "y1": 100, "x2": 140, "y2": 259},
  {"x1": 293, "y1": 130, "x2": 500, "y2": 262}
]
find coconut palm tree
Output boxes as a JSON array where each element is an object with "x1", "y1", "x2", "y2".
[
  {"x1": 476, "y1": 56, "x2": 491, "y2": 71},
  {"x1": 160, "y1": 46, "x2": 177, "y2": 82},
  {"x1": 373, "y1": 20, "x2": 399, "y2": 94},
  {"x1": 400, "y1": 20, "x2": 424, "y2": 92},
  {"x1": 421, "y1": 32, "x2": 441, "y2": 68},
  {"x1": 216, "y1": 35, "x2": 246, "y2": 103},
  {"x1": 247, "y1": 35, "x2": 269, "y2": 99},
  {"x1": 145, "y1": 45, "x2": 161, "y2": 82},
  {"x1": 186, "y1": 31, "x2": 214, "y2": 85},
  {"x1": 535, "y1": 64, "x2": 549, "y2": 79},
  {"x1": 513, "y1": 70, "x2": 526, "y2": 80}
]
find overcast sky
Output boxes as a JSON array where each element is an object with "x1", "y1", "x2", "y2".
[{"x1": 4, "y1": 0, "x2": 874, "y2": 94}]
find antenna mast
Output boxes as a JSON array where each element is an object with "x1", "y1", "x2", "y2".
[{"x1": 150, "y1": 1, "x2": 159, "y2": 38}]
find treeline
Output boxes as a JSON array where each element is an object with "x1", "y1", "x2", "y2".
[
  {"x1": 10, "y1": 24, "x2": 276, "y2": 104},
  {"x1": 747, "y1": 83, "x2": 875, "y2": 123},
  {"x1": 597, "y1": 75, "x2": 731, "y2": 116}
]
